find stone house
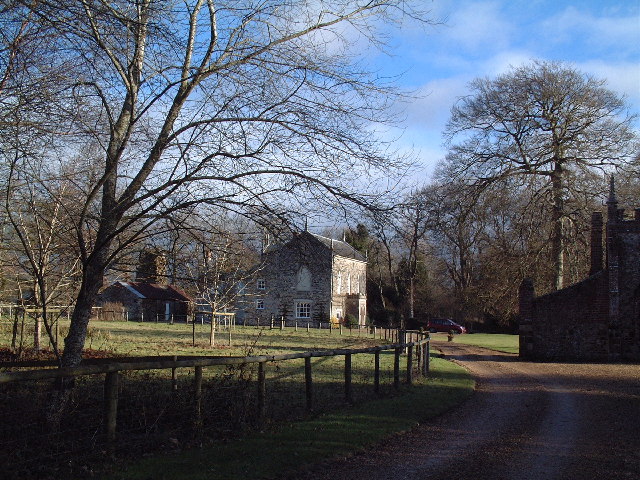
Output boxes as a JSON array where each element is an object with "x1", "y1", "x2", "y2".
[
  {"x1": 237, "y1": 231, "x2": 367, "y2": 326},
  {"x1": 96, "y1": 251, "x2": 194, "y2": 322},
  {"x1": 519, "y1": 179, "x2": 640, "y2": 361}
]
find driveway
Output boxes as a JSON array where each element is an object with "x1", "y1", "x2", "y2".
[{"x1": 287, "y1": 343, "x2": 640, "y2": 480}]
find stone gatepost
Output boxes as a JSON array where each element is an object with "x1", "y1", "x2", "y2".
[{"x1": 518, "y1": 278, "x2": 535, "y2": 358}]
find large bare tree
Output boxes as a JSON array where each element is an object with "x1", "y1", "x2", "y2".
[
  {"x1": 1, "y1": 1, "x2": 432, "y2": 373},
  {"x1": 443, "y1": 60, "x2": 637, "y2": 291}
]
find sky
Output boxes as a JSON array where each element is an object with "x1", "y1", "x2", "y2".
[{"x1": 366, "y1": 0, "x2": 640, "y2": 181}]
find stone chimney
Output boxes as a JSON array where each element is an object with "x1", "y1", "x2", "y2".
[
  {"x1": 136, "y1": 250, "x2": 167, "y2": 284},
  {"x1": 589, "y1": 212, "x2": 603, "y2": 275}
]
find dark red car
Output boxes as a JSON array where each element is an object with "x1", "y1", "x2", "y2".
[{"x1": 427, "y1": 318, "x2": 466, "y2": 334}]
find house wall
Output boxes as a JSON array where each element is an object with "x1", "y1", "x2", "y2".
[
  {"x1": 238, "y1": 233, "x2": 368, "y2": 326},
  {"x1": 97, "y1": 284, "x2": 142, "y2": 320},
  {"x1": 245, "y1": 234, "x2": 333, "y2": 325},
  {"x1": 331, "y1": 255, "x2": 367, "y2": 324},
  {"x1": 97, "y1": 284, "x2": 191, "y2": 322}
]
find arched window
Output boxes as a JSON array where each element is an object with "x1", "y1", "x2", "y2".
[
  {"x1": 336, "y1": 271, "x2": 342, "y2": 294},
  {"x1": 297, "y1": 266, "x2": 312, "y2": 291}
]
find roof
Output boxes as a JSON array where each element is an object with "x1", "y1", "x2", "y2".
[
  {"x1": 117, "y1": 281, "x2": 193, "y2": 302},
  {"x1": 307, "y1": 232, "x2": 367, "y2": 262}
]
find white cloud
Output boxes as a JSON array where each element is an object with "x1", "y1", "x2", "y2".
[
  {"x1": 403, "y1": 77, "x2": 469, "y2": 129},
  {"x1": 541, "y1": 6, "x2": 640, "y2": 52},
  {"x1": 575, "y1": 60, "x2": 640, "y2": 109},
  {"x1": 440, "y1": 1, "x2": 513, "y2": 53}
]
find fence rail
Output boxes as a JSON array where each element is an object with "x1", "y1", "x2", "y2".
[{"x1": 0, "y1": 332, "x2": 430, "y2": 479}]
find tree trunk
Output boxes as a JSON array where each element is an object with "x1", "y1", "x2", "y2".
[
  {"x1": 33, "y1": 312, "x2": 41, "y2": 352},
  {"x1": 551, "y1": 164, "x2": 565, "y2": 291},
  {"x1": 46, "y1": 249, "x2": 109, "y2": 429}
]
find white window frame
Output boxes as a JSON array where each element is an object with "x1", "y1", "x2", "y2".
[
  {"x1": 256, "y1": 278, "x2": 266, "y2": 290},
  {"x1": 295, "y1": 301, "x2": 312, "y2": 319},
  {"x1": 256, "y1": 299, "x2": 264, "y2": 310}
]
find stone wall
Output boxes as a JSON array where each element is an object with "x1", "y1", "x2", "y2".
[
  {"x1": 521, "y1": 272, "x2": 610, "y2": 360},
  {"x1": 613, "y1": 217, "x2": 640, "y2": 358},
  {"x1": 520, "y1": 195, "x2": 640, "y2": 361}
]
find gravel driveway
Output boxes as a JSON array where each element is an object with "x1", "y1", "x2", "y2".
[{"x1": 286, "y1": 343, "x2": 640, "y2": 480}]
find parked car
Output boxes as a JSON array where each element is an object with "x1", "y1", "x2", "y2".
[{"x1": 427, "y1": 318, "x2": 466, "y2": 334}]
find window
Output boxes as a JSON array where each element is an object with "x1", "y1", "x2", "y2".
[
  {"x1": 256, "y1": 278, "x2": 265, "y2": 290},
  {"x1": 256, "y1": 299, "x2": 264, "y2": 310},
  {"x1": 295, "y1": 301, "x2": 311, "y2": 318},
  {"x1": 296, "y1": 266, "x2": 312, "y2": 291},
  {"x1": 347, "y1": 273, "x2": 351, "y2": 294},
  {"x1": 336, "y1": 271, "x2": 342, "y2": 294}
]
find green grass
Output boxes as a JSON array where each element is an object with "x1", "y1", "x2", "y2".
[
  {"x1": 0, "y1": 318, "x2": 391, "y2": 357},
  {"x1": 1, "y1": 319, "x2": 475, "y2": 479},
  {"x1": 431, "y1": 332, "x2": 519, "y2": 354},
  {"x1": 106, "y1": 356, "x2": 473, "y2": 480}
]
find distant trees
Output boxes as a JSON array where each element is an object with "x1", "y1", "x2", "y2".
[
  {"x1": 350, "y1": 62, "x2": 638, "y2": 331},
  {"x1": 443, "y1": 60, "x2": 638, "y2": 290}
]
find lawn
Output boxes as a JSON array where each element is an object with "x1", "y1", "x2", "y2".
[
  {"x1": 430, "y1": 332, "x2": 519, "y2": 354},
  {"x1": 1, "y1": 319, "x2": 475, "y2": 479},
  {"x1": 106, "y1": 355, "x2": 472, "y2": 480}
]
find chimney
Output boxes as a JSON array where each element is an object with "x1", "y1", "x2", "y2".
[
  {"x1": 589, "y1": 212, "x2": 603, "y2": 275},
  {"x1": 136, "y1": 250, "x2": 167, "y2": 284}
]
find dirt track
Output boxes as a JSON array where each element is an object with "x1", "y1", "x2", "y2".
[{"x1": 288, "y1": 343, "x2": 640, "y2": 480}]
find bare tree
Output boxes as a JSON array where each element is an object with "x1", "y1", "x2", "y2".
[
  {"x1": 1, "y1": 0, "x2": 437, "y2": 376},
  {"x1": 443, "y1": 60, "x2": 638, "y2": 291}
]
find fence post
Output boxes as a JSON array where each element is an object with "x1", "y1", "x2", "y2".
[
  {"x1": 257, "y1": 361, "x2": 266, "y2": 425},
  {"x1": 194, "y1": 366, "x2": 203, "y2": 432},
  {"x1": 406, "y1": 345, "x2": 413, "y2": 385},
  {"x1": 425, "y1": 339, "x2": 430, "y2": 376},
  {"x1": 171, "y1": 355, "x2": 178, "y2": 391},
  {"x1": 192, "y1": 321, "x2": 196, "y2": 347},
  {"x1": 305, "y1": 356, "x2": 313, "y2": 412},
  {"x1": 374, "y1": 349, "x2": 380, "y2": 394},
  {"x1": 104, "y1": 371, "x2": 119, "y2": 445},
  {"x1": 344, "y1": 353, "x2": 353, "y2": 404},
  {"x1": 393, "y1": 347, "x2": 401, "y2": 390}
]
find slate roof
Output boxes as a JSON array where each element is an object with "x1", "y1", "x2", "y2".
[
  {"x1": 308, "y1": 232, "x2": 367, "y2": 262},
  {"x1": 117, "y1": 281, "x2": 193, "y2": 302}
]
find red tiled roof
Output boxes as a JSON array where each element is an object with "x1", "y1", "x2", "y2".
[{"x1": 119, "y1": 282, "x2": 193, "y2": 302}]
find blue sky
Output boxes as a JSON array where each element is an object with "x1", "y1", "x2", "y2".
[{"x1": 367, "y1": 0, "x2": 640, "y2": 180}]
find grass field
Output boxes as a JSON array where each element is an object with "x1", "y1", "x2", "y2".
[
  {"x1": 1, "y1": 317, "x2": 394, "y2": 358},
  {"x1": 107, "y1": 355, "x2": 473, "y2": 480},
  {"x1": 445, "y1": 332, "x2": 520, "y2": 354},
  {"x1": 1, "y1": 319, "x2": 477, "y2": 479}
]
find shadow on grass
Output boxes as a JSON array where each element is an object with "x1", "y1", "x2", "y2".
[{"x1": 104, "y1": 358, "x2": 474, "y2": 480}]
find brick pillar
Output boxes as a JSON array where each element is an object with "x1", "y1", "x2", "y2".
[
  {"x1": 518, "y1": 278, "x2": 535, "y2": 359},
  {"x1": 589, "y1": 212, "x2": 603, "y2": 276},
  {"x1": 606, "y1": 213, "x2": 620, "y2": 360}
]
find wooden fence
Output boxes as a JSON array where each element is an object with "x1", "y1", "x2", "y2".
[{"x1": 0, "y1": 333, "x2": 430, "y2": 447}]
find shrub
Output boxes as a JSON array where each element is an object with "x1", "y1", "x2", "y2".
[{"x1": 344, "y1": 314, "x2": 359, "y2": 328}]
